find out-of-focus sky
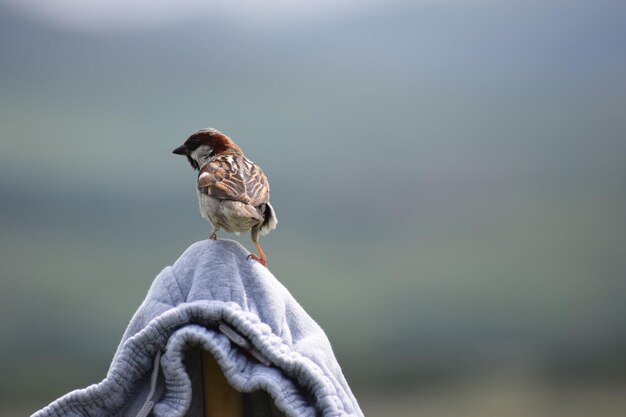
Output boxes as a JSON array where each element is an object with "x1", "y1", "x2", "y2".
[
  {"x1": 1, "y1": 0, "x2": 626, "y2": 415},
  {"x1": 1, "y1": 0, "x2": 372, "y2": 31}
]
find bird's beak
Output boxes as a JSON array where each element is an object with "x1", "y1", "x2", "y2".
[{"x1": 172, "y1": 144, "x2": 188, "y2": 155}]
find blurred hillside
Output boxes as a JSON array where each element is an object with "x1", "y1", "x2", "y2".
[{"x1": 1, "y1": 1, "x2": 625, "y2": 415}]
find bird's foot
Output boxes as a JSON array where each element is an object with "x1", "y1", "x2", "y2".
[
  {"x1": 246, "y1": 253, "x2": 267, "y2": 267},
  {"x1": 209, "y1": 232, "x2": 217, "y2": 240}
]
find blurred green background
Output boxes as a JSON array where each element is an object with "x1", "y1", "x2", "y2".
[{"x1": 1, "y1": 1, "x2": 625, "y2": 416}]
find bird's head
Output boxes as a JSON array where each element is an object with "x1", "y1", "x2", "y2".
[{"x1": 172, "y1": 128, "x2": 240, "y2": 170}]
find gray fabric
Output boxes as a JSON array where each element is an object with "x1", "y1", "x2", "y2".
[{"x1": 32, "y1": 240, "x2": 363, "y2": 417}]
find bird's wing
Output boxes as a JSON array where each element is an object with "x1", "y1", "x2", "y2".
[{"x1": 197, "y1": 154, "x2": 269, "y2": 206}]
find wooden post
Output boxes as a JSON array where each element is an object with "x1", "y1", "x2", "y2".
[{"x1": 202, "y1": 350, "x2": 244, "y2": 417}]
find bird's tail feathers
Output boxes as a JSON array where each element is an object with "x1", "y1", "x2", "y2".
[{"x1": 260, "y1": 202, "x2": 278, "y2": 235}]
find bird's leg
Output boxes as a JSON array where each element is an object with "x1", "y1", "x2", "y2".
[
  {"x1": 209, "y1": 225, "x2": 219, "y2": 241},
  {"x1": 246, "y1": 228, "x2": 267, "y2": 267}
]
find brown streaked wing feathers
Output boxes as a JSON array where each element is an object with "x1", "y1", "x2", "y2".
[{"x1": 197, "y1": 155, "x2": 269, "y2": 206}]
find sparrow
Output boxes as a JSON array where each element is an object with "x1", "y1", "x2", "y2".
[{"x1": 172, "y1": 128, "x2": 278, "y2": 267}]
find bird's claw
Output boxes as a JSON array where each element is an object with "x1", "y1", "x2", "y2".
[
  {"x1": 209, "y1": 233, "x2": 217, "y2": 240},
  {"x1": 247, "y1": 253, "x2": 267, "y2": 267}
]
